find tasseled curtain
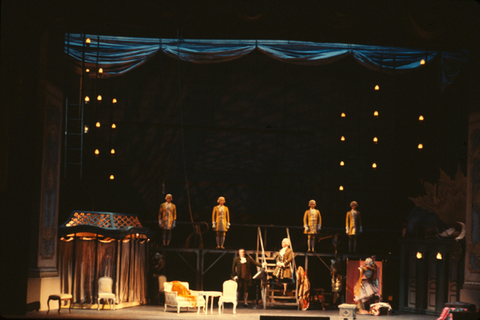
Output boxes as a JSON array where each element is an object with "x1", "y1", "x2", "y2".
[
  {"x1": 65, "y1": 33, "x2": 468, "y2": 89},
  {"x1": 59, "y1": 238, "x2": 147, "y2": 305}
]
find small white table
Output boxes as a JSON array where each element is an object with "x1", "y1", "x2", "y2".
[{"x1": 197, "y1": 291, "x2": 222, "y2": 314}]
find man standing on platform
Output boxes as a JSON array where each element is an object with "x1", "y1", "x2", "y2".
[
  {"x1": 232, "y1": 249, "x2": 264, "y2": 307},
  {"x1": 304, "y1": 200, "x2": 322, "y2": 252},
  {"x1": 212, "y1": 196, "x2": 230, "y2": 249},
  {"x1": 158, "y1": 194, "x2": 177, "y2": 247},
  {"x1": 346, "y1": 201, "x2": 362, "y2": 252}
]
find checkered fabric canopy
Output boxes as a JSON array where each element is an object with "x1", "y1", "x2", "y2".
[{"x1": 59, "y1": 210, "x2": 151, "y2": 238}]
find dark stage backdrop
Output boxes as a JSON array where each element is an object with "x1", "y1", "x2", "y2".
[{"x1": 59, "y1": 49, "x2": 469, "y2": 249}]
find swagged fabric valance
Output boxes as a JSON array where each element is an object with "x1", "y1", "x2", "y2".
[{"x1": 65, "y1": 33, "x2": 468, "y2": 90}]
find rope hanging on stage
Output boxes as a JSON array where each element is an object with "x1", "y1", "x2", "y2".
[{"x1": 176, "y1": 31, "x2": 194, "y2": 225}]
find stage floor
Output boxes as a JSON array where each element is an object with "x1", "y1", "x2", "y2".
[{"x1": 9, "y1": 305, "x2": 438, "y2": 320}]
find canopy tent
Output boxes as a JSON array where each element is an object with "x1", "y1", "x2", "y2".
[
  {"x1": 58, "y1": 211, "x2": 153, "y2": 308},
  {"x1": 64, "y1": 33, "x2": 468, "y2": 89}
]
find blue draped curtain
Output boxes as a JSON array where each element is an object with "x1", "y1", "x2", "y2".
[{"x1": 65, "y1": 33, "x2": 468, "y2": 89}]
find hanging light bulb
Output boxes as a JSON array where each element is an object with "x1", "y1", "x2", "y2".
[
  {"x1": 339, "y1": 186, "x2": 344, "y2": 191},
  {"x1": 418, "y1": 143, "x2": 423, "y2": 150},
  {"x1": 97, "y1": 95, "x2": 102, "y2": 101},
  {"x1": 112, "y1": 98, "x2": 117, "y2": 104},
  {"x1": 98, "y1": 68, "x2": 103, "y2": 74},
  {"x1": 416, "y1": 252, "x2": 423, "y2": 259},
  {"x1": 340, "y1": 136, "x2": 346, "y2": 142},
  {"x1": 374, "y1": 110, "x2": 379, "y2": 117},
  {"x1": 372, "y1": 163, "x2": 377, "y2": 169},
  {"x1": 340, "y1": 161, "x2": 345, "y2": 166},
  {"x1": 96, "y1": 122, "x2": 101, "y2": 128},
  {"x1": 420, "y1": 59, "x2": 425, "y2": 65},
  {"x1": 436, "y1": 252, "x2": 443, "y2": 260},
  {"x1": 84, "y1": 96, "x2": 90, "y2": 103},
  {"x1": 341, "y1": 112, "x2": 346, "y2": 118},
  {"x1": 419, "y1": 115, "x2": 424, "y2": 122},
  {"x1": 84, "y1": 125, "x2": 89, "y2": 134},
  {"x1": 374, "y1": 85, "x2": 380, "y2": 91},
  {"x1": 111, "y1": 123, "x2": 116, "y2": 129},
  {"x1": 85, "y1": 68, "x2": 90, "y2": 73},
  {"x1": 110, "y1": 149, "x2": 115, "y2": 154},
  {"x1": 86, "y1": 38, "x2": 91, "y2": 45},
  {"x1": 373, "y1": 137, "x2": 378, "y2": 144},
  {"x1": 110, "y1": 175, "x2": 115, "y2": 180},
  {"x1": 94, "y1": 149, "x2": 100, "y2": 155}
]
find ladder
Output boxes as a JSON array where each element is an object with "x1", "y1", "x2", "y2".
[{"x1": 63, "y1": 96, "x2": 85, "y2": 178}]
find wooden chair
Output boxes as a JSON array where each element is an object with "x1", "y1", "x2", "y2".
[
  {"x1": 97, "y1": 276, "x2": 116, "y2": 310},
  {"x1": 218, "y1": 280, "x2": 238, "y2": 314}
]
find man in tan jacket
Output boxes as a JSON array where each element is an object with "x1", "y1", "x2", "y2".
[{"x1": 345, "y1": 201, "x2": 362, "y2": 252}]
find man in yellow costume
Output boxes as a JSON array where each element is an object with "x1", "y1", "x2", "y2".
[
  {"x1": 158, "y1": 194, "x2": 177, "y2": 247},
  {"x1": 345, "y1": 201, "x2": 362, "y2": 252},
  {"x1": 303, "y1": 200, "x2": 322, "y2": 252},
  {"x1": 212, "y1": 196, "x2": 230, "y2": 249}
]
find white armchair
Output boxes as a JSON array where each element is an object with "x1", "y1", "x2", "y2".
[
  {"x1": 218, "y1": 280, "x2": 238, "y2": 314},
  {"x1": 97, "y1": 276, "x2": 116, "y2": 311},
  {"x1": 163, "y1": 281, "x2": 205, "y2": 313}
]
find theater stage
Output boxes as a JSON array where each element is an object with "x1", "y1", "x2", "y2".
[{"x1": 11, "y1": 305, "x2": 437, "y2": 320}]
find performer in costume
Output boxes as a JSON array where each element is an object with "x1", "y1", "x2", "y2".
[
  {"x1": 303, "y1": 199, "x2": 322, "y2": 252},
  {"x1": 345, "y1": 201, "x2": 362, "y2": 252},
  {"x1": 354, "y1": 256, "x2": 379, "y2": 313},
  {"x1": 331, "y1": 257, "x2": 344, "y2": 306},
  {"x1": 148, "y1": 252, "x2": 166, "y2": 304},
  {"x1": 158, "y1": 194, "x2": 176, "y2": 246},
  {"x1": 297, "y1": 266, "x2": 310, "y2": 310},
  {"x1": 212, "y1": 196, "x2": 230, "y2": 249},
  {"x1": 273, "y1": 238, "x2": 293, "y2": 295},
  {"x1": 232, "y1": 249, "x2": 265, "y2": 307}
]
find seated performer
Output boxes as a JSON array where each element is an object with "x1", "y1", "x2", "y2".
[
  {"x1": 232, "y1": 249, "x2": 265, "y2": 307},
  {"x1": 345, "y1": 201, "x2": 362, "y2": 252},
  {"x1": 303, "y1": 199, "x2": 322, "y2": 252},
  {"x1": 158, "y1": 194, "x2": 176, "y2": 247},
  {"x1": 273, "y1": 238, "x2": 293, "y2": 295},
  {"x1": 212, "y1": 196, "x2": 230, "y2": 249},
  {"x1": 354, "y1": 256, "x2": 379, "y2": 313}
]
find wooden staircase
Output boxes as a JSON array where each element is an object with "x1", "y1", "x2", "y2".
[{"x1": 257, "y1": 228, "x2": 299, "y2": 309}]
